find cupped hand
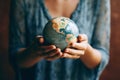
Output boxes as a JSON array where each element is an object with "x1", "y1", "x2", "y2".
[
  {"x1": 62, "y1": 34, "x2": 89, "y2": 59},
  {"x1": 34, "y1": 36, "x2": 63, "y2": 61}
]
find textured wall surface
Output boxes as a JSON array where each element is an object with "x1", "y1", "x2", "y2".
[
  {"x1": 0, "y1": 0, "x2": 15, "y2": 80},
  {"x1": 0, "y1": 0, "x2": 120, "y2": 80}
]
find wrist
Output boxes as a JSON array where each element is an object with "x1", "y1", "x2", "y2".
[
  {"x1": 80, "y1": 44, "x2": 102, "y2": 69},
  {"x1": 80, "y1": 43, "x2": 90, "y2": 59}
]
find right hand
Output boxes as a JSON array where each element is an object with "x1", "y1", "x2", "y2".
[{"x1": 32, "y1": 36, "x2": 63, "y2": 61}]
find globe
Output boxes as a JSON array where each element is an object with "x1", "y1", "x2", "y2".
[{"x1": 43, "y1": 17, "x2": 79, "y2": 51}]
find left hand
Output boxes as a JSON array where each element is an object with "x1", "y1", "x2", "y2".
[{"x1": 62, "y1": 34, "x2": 89, "y2": 59}]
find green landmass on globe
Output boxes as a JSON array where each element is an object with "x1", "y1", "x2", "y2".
[{"x1": 43, "y1": 17, "x2": 79, "y2": 50}]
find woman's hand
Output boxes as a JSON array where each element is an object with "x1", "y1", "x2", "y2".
[
  {"x1": 34, "y1": 36, "x2": 63, "y2": 61},
  {"x1": 62, "y1": 34, "x2": 88, "y2": 59},
  {"x1": 17, "y1": 36, "x2": 63, "y2": 68},
  {"x1": 62, "y1": 34, "x2": 102, "y2": 69}
]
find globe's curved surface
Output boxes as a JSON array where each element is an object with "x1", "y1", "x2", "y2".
[{"x1": 43, "y1": 17, "x2": 79, "y2": 50}]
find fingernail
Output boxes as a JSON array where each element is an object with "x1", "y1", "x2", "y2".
[
  {"x1": 65, "y1": 49, "x2": 68, "y2": 52},
  {"x1": 60, "y1": 52, "x2": 63, "y2": 56},
  {"x1": 51, "y1": 45, "x2": 56, "y2": 49},
  {"x1": 57, "y1": 48, "x2": 61, "y2": 52}
]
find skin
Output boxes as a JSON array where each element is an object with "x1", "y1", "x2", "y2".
[
  {"x1": 45, "y1": 0, "x2": 80, "y2": 18},
  {"x1": 16, "y1": 0, "x2": 101, "y2": 69},
  {"x1": 63, "y1": 34, "x2": 101, "y2": 69},
  {"x1": 16, "y1": 36, "x2": 63, "y2": 68}
]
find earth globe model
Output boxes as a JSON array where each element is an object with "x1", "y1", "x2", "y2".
[{"x1": 43, "y1": 17, "x2": 79, "y2": 51}]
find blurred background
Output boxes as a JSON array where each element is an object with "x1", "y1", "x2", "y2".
[{"x1": 0, "y1": 0, "x2": 120, "y2": 80}]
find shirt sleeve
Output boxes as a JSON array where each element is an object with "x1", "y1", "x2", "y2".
[
  {"x1": 9, "y1": 0, "x2": 26, "y2": 75},
  {"x1": 91, "y1": 0, "x2": 110, "y2": 79}
]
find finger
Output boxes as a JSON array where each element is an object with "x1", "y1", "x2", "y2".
[
  {"x1": 62, "y1": 53, "x2": 80, "y2": 59},
  {"x1": 40, "y1": 45, "x2": 56, "y2": 52},
  {"x1": 45, "y1": 52, "x2": 62, "y2": 61},
  {"x1": 45, "y1": 48, "x2": 61, "y2": 57},
  {"x1": 64, "y1": 48, "x2": 85, "y2": 56},
  {"x1": 77, "y1": 34, "x2": 88, "y2": 42},
  {"x1": 70, "y1": 42, "x2": 88, "y2": 50},
  {"x1": 37, "y1": 45, "x2": 56, "y2": 55},
  {"x1": 44, "y1": 48, "x2": 63, "y2": 61}
]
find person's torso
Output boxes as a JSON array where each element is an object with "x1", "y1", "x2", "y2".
[{"x1": 21, "y1": 0, "x2": 100, "y2": 80}]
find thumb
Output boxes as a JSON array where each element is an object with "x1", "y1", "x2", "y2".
[
  {"x1": 77, "y1": 34, "x2": 88, "y2": 42},
  {"x1": 36, "y1": 35, "x2": 44, "y2": 44}
]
